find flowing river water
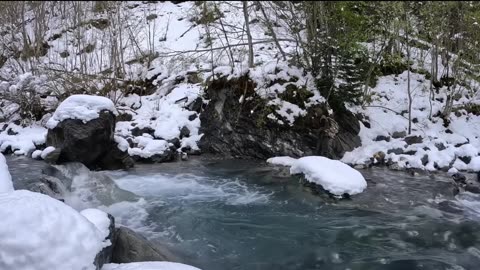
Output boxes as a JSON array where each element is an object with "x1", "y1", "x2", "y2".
[{"x1": 7, "y1": 155, "x2": 480, "y2": 270}]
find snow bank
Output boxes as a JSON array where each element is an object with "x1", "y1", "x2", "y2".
[
  {"x1": 343, "y1": 70, "x2": 480, "y2": 172},
  {"x1": 0, "y1": 190, "x2": 108, "y2": 270},
  {"x1": 268, "y1": 156, "x2": 367, "y2": 196},
  {"x1": 0, "y1": 153, "x2": 13, "y2": 193},
  {"x1": 47, "y1": 95, "x2": 118, "y2": 129},
  {"x1": 102, "y1": 262, "x2": 202, "y2": 270},
  {"x1": 80, "y1": 208, "x2": 111, "y2": 240}
]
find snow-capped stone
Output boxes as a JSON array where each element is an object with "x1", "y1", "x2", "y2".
[
  {"x1": 267, "y1": 156, "x2": 367, "y2": 196},
  {"x1": 46, "y1": 95, "x2": 118, "y2": 129}
]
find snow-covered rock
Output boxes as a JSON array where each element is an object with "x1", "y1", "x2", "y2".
[
  {"x1": 46, "y1": 95, "x2": 118, "y2": 129},
  {"x1": 0, "y1": 190, "x2": 109, "y2": 270},
  {"x1": 267, "y1": 156, "x2": 367, "y2": 196},
  {"x1": 0, "y1": 124, "x2": 46, "y2": 156},
  {"x1": 41, "y1": 146, "x2": 56, "y2": 159},
  {"x1": 0, "y1": 153, "x2": 13, "y2": 193},
  {"x1": 45, "y1": 97, "x2": 133, "y2": 170},
  {"x1": 266, "y1": 156, "x2": 297, "y2": 167},
  {"x1": 31, "y1": 149, "x2": 43, "y2": 159},
  {"x1": 102, "y1": 262, "x2": 202, "y2": 270}
]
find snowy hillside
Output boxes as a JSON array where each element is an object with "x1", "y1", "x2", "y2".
[{"x1": 0, "y1": 1, "x2": 479, "y2": 172}]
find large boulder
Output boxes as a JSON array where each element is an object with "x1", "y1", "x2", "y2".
[
  {"x1": 112, "y1": 227, "x2": 179, "y2": 263},
  {"x1": 45, "y1": 95, "x2": 134, "y2": 170},
  {"x1": 199, "y1": 76, "x2": 361, "y2": 159}
]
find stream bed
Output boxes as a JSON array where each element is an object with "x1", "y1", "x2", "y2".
[{"x1": 7, "y1": 155, "x2": 480, "y2": 270}]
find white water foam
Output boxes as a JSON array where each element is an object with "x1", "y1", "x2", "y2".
[
  {"x1": 108, "y1": 173, "x2": 272, "y2": 206},
  {"x1": 455, "y1": 193, "x2": 480, "y2": 218}
]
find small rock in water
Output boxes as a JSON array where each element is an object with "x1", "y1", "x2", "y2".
[{"x1": 181, "y1": 152, "x2": 188, "y2": 161}]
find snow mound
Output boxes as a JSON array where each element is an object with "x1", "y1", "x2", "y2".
[
  {"x1": 102, "y1": 262, "x2": 202, "y2": 270},
  {"x1": 0, "y1": 153, "x2": 13, "y2": 193},
  {"x1": 266, "y1": 156, "x2": 297, "y2": 167},
  {"x1": 41, "y1": 146, "x2": 56, "y2": 159},
  {"x1": 268, "y1": 156, "x2": 367, "y2": 196},
  {"x1": 290, "y1": 156, "x2": 367, "y2": 196},
  {"x1": 80, "y1": 208, "x2": 111, "y2": 240},
  {"x1": 31, "y1": 150, "x2": 42, "y2": 159},
  {"x1": 47, "y1": 95, "x2": 118, "y2": 129},
  {"x1": 0, "y1": 190, "x2": 108, "y2": 270}
]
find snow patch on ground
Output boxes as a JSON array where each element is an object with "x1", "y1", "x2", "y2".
[
  {"x1": 128, "y1": 136, "x2": 170, "y2": 159},
  {"x1": 0, "y1": 124, "x2": 46, "y2": 156},
  {"x1": 47, "y1": 95, "x2": 118, "y2": 129},
  {"x1": 343, "y1": 70, "x2": 480, "y2": 172}
]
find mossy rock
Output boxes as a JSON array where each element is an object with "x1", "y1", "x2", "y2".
[{"x1": 278, "y1": 84, "x2": 314, "y2": 109}]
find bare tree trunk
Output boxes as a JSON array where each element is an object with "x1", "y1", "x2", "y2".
[
  {"x1": 405, "y1": 8, "x2": 412, "y2": 135},
  {"x1": 243, "y1": 1, "x2": 254, "y2": 68},
  {"x1": 429, "y1": 43, "x2": 436, "y2": 120},
  {"x1": 257, "y1": 2, "x2": 286, "y2": 61}
]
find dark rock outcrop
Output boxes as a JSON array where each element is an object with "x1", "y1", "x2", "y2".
[
  {"x1": 404, "y1": 135, "x2": 423, "y2": 145},
  {"x1": 392, "y1": 130, "x2": 407, "y2": 139},
  {"x1": 131, "y1": 126, "x2": 155, "y2": 137},
  {"x1": 46, "y1": 111, "x2": 134, "y2": 170},
  {"x1": 387, "y1": 148, "x2": 404, "y2": 155},
  {"x1": 112, "y1": 227, "x2": 179, "y2": 263},
  {"x1": 374, "y1": 135, "x2": 390, "y2": 142},
  {"x1": 199, "y1": 76, "x2": 361, "y2": 159}
]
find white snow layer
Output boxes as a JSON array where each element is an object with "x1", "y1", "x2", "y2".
[
  {"x1": 47, "y1": 95, "x2": 118, "y2": 129},
  {"x1": 31, "y1": 149, "x2": 42, "y2": 159},
  {"x1": 266, "y1": 156, "x2": 297, "y2": 167},
  {"x1": 80, "y1": 208, "x2": 111, "y2": 240},
  {"x1": 0, "y1": 190, "x2": 108, "y2": 270},
  {"x1": 343, "y1": 70, "x2": 480, "y2": 172},
  {"x1": 41, "y1": 146, "x2": 56, "y2": 159},
  {"x1": 102, "y1": 262, "x2": 202, "y2": 270},
  {"x1": 0, "y1": 124, "x2": 46, "y2": 156},
  {"x1": 0, "y1": 153, "x2": 13, "y2": 193},
  {"x1": 268, "y1": 156, "x2": 367, "y2": 196}
]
